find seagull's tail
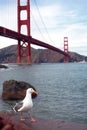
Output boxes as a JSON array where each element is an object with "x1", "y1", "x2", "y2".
[{"x1": 13, "y1": 104, "x2": 18, "y2": 113}]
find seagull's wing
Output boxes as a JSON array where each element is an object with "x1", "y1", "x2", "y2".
[{"x1": 13, "y1": 101, "x2": 23, "y2": 112}]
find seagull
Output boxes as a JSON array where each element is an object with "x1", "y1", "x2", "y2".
[{"x1": 13, "y1": 88, "x2": 38, "y2": 122}]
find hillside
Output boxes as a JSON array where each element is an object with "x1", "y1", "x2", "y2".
[{"x1": 0, "y1": 45, "x2": 87, "y2": 63}]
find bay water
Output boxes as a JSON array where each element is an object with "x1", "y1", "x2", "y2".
[{"x1": 0, "y1": 62, "x2": 87, "y2": 124}]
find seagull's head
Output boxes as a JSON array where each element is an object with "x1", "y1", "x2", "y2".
[{"x1": 27, "y1": 88, "x2": 38, "y2": 97}]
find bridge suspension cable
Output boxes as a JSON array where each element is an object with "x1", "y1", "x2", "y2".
[
  {"x1": 32, "y1": 0, "x2": 54, "y2": 44},
  {"x1": 31, "y1": 11, "x2": 48, "y2": 43}
]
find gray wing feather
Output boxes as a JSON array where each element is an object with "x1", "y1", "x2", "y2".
[{"x1": 13, "y1": 101, "x2": 23, "y2": 112}]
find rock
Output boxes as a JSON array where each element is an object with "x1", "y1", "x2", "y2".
[
  {"x1": 0, "y1": 112, "x2": 29, "y2": 130},
  {"x1": 0, "y1": 112, "x2": 87, "y2": 130},
  {"x1": 0, "y1": 64, "x2": 8, "y2": 69},
  {"x1": 0, "y1": 117, "x2": 4, "y2": 129},
  {"x1": 2, "y1": 80, "x2": 37, "y2": 100}
]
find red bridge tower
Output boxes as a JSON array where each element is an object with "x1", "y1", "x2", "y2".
[
  {"x1": 17, "y1": 0, "x2": 31, "y2": 64},
  {"x1": 64, "y1": 37, "x2": 69, "y2": 62}
]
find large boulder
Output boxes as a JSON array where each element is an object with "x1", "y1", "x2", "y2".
[{"x1": 2, "y1": 80, "x2": 37, "y2": 100}]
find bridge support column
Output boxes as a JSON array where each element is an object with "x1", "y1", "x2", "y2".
[
  {"x1": 17, "y1": 0, "x2": 31, "y2": 64},
  {"x1": 64, "y1": 37, "x2": 69, "y2": 62}
]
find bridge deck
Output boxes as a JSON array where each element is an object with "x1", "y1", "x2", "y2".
[{"x1": 0, "y1": 26, "x2": 69, "y2": 57}]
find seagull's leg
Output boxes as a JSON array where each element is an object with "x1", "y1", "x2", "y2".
[
  {"x1": 20, "y1": 112, "x2": 25, "y2": 121},
  {"x1": 28, "y1": 112, "x2": 36, "y2": 122}
]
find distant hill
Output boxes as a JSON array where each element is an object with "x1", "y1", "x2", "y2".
[{"x1": 0, "y1": 45, "x2": 87, "y2": 63}]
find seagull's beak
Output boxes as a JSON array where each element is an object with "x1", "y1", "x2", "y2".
[{"x1": 32, "y1": 90, "x2": 38, "y2": 95}]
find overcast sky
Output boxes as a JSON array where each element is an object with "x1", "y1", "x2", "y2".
[{"x1": 0, "y1": 0, "x2": 87, "y2": 56}]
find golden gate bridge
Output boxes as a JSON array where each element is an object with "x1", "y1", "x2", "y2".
[{"x1": 0, "y1": 0, "x2": 69, "y2": 64}]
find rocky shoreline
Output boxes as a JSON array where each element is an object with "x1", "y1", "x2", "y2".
[{"x1": 0, "y1": 112, "x2": 87, "y2": 130}]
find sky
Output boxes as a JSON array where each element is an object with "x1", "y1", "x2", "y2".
[{"x1": 0, "y1": 0, "x2": 87, "y2": 56}]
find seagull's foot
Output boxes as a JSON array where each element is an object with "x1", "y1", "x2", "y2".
[
  {"x1": 31, "y1": 117, "x2": 36, "y2": 122},
  {"x1": 20, "y1": 118, "x2": 25, "y2": 122}
]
